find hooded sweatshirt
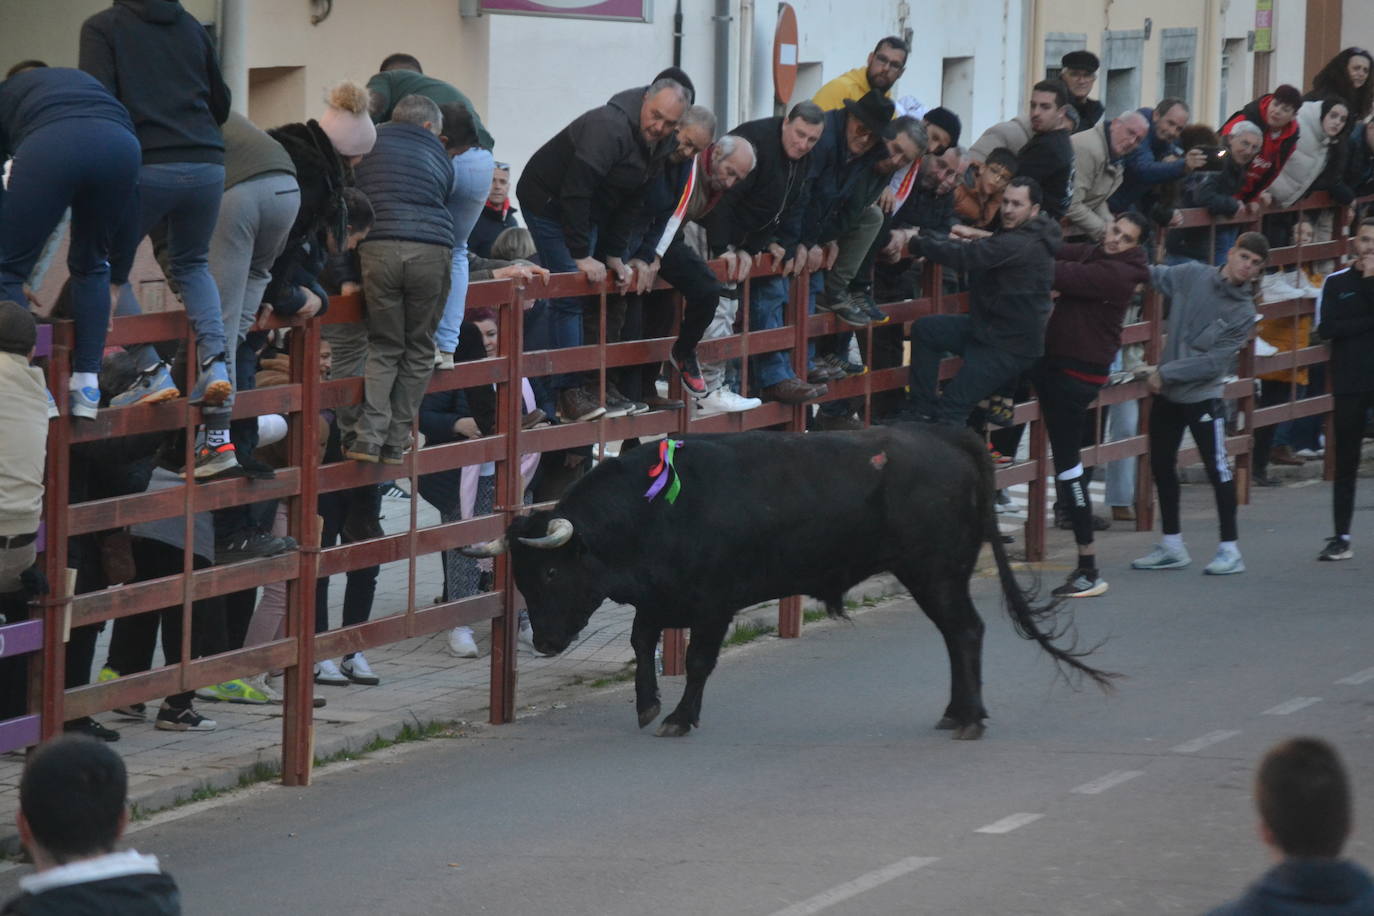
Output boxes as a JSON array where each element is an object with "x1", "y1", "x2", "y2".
[
  {"x1": 0, "y1": 67, "x2": 134, "y2": 164},
  {"x1": 1, "y1": 850, "x2": 180, "y2": 915},
  {"x1": 1045, "y1": 240, "x2": 1151, "y2": 374},
  {"x1": 1221, "y1": 94, "x2": 1301, "y2": 201},
  {"x1": 78, "y1": 0, "x2": 230, "y2": 165},
  {"x1": 517, "y1": 87, "x2": 676, "y2": 261},
  {"x1": 1206, "y1": 858, "x2": 1374, "y2": 916},
  {"x1": 1147, "y1": 260, "x2": 1258, "y2": 403},
  {"x1": 911, "y1": 212, "x2": 1063, "y2": 358}
]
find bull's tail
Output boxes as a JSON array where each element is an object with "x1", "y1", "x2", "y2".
[{"x1": 963, "y1": 432, "x2": 1118, "y2": 692}]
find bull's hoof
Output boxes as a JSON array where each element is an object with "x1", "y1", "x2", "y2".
[
  {"x1": 952, "y1": 722, "x2": 986, "y2": 741},
  {"x1": 637, "y1": 704, "x2": 661, "y2": 729},
  {"x1": 654, "y1": 720, "x2": 692, "y2": 737},
  {"x1": 935, "y1": 716, "x2": 958, "y2": 730}
]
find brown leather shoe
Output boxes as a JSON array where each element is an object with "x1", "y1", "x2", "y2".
[
  {"x1": 557, "y1": 386, "x2": 606, "y2": 422},
  {"x1": 1111, "y1": 505, "x2": 1136, "y2": 522},
  {"x1": 761, "y1": 377, "x2": 827, "y2": 404},
  {"x1": 520, "y1": 408, "x2": 547, "y2": 429},
  {"x1": 643, "y1": 395, "x2": 686, "y2": 411},
  {"x1": 1269, "y1": 445, "x2": 1304, "y2": 466}
]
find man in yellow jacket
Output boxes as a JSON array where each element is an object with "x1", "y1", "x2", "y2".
[{"x1": 813, "y1": 36, "x2": 907, "y2": 111}]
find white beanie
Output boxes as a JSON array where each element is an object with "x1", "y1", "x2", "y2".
[{"x1": 318, "y1": 81, "x2": 376, "y2": 157}]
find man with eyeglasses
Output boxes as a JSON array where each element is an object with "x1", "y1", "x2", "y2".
[
  {"x1": 813, "y1": 37, "x2": 908, "y2": 111},
  {"x1": 1059, "y1": 50, "x2": 1104, "y2": 134}
]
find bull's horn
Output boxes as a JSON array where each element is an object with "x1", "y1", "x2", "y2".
[
  {"x1": 458, "y1": 537, "x2": 508, "y2": 558},
  {"x1": 517, "y1": 517, "x2": 574, "y2": 549}
]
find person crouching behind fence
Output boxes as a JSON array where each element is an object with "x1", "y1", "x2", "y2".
[
  {"x1": 1205, "y1": 737, "x2": 1374, "y2": 915},
  {"x1": 4, "y1": 736, "x2": 181, "y2": 914},
  {"x1": 346, "y1": 94, "x2": 455, "y2": 464},
  {"x1": 1131, "y1": 232, "x2": 1265, "y2": 577},
  {"x1": 0, "y1": 302, "x2": 46, "y2": 597}
]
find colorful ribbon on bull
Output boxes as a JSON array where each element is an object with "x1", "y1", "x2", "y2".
[{"x1": 644, "y1": 439, "x2": 685, "y2": 504}]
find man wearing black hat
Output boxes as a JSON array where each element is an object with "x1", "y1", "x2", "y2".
[
  {"x1": 1061, "y1": 50, "x2": 1104, "y2": 133},
  {"x1": 0, "y1": 300, "x2": 46, "y2": 597}
]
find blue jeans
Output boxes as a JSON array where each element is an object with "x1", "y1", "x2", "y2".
[
  {"x1": 526, "y1": 213, "x2": 595, "y2": 391},
  {"x1": 0, "y1": 120, "x2": 140, "y2": 373},
  {"x1": 1104, "y1": 352, "x2": 1140, "y2": 507},
  {"x1": 748, "y1": 274, "x2": 795, "y2": 390},
  {"x1": 435, "y1": 149, "x2": 496, "y2": 354},
  {"x1": 112, "y1": 162, "x2": 228, "y2": 366}
]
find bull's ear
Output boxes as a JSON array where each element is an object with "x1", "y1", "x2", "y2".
[{"x1": 459, "y1": 537, "x2": 508, "y2": 558}]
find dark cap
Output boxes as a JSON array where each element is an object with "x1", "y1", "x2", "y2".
[
  {"x1": 922, "y1": 106, "x2": 962, "y2": 147},
  {"x1": 0, "y1": 300, "x2": 36, "y2": 355},
  {"x1": 653, "y1": 67, "x2": 696, "y2": 104},
  {"x1": 1061, "y1": 50, "x2": 1100, "y2": 73},
  {"x1": 842, "y1": 90, "x2": 896, "y2": 135}
]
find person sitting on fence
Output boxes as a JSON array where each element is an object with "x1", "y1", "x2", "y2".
[
  {"x1": 887, "y1": 177, "x2": 1061, "y2": 428},
  {"x1": 419, "y1": 310, "x2": 542, "y2": 659},
  {"x1": 346, "y1": 94, "x2": 455, "y2": 465},
  {"x1": 1034, "y1": 212, "x2": 1150, "y2": 599},
  {"x1": 82, "y1": 0, "x2": 236, "y2": 412},
  {"x1": 1314, "y1": 217, "x2": 1374, "y2": 563},
  {"x1": 516, "y1": 77, "x2": 688, "y2": 423},
  {"x1": 1205, "y1": 737, "x2": 1374, "y2": 915},
  {"x1": 699, "y1": 100, "x2": 828, "y2": 408},
  {"x1": 1131, "y1": 231, "x2": 1266, "y2": 577},
  {"x1": 1165, "y1": 122, "x2": 1263, "y2": 266},
  {"x1": 4, "y1": 736, "x2": 182, "y2": 915},
  {"x1": 469, "y1": 161, "x2": 518, "y2": 259},
  {"x1": 0, "y1": 63, "x2": 141, "y2": 419}
]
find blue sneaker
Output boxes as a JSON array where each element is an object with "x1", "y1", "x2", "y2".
[
  {"x1": 69, "y1": 384, "x2": 101, "y2": 420},
  {"x1": 110, "y1": 361, "x2": 179, "y2": 408},
  {"x1": 45, "y1": 389, "x2": 59, "y2": 419},
  {"x1": 188, "y1": 357, "x2": 232, "y2": 407}
]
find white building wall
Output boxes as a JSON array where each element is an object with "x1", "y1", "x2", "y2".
[
  {"x1": 486, "y1": 0, "x2": 1023, "y2": 206},
  {"x1": 1272, "y1": 0, "x2": 1308, "y2": 89}
]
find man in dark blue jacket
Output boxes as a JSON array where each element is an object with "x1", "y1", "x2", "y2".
[
  {"x1": 1107, "y1": 99, "x2": 1208, "y2": 218},
  {"x1": 346, "y1": 94, "x2": 455, "y2": 464}
]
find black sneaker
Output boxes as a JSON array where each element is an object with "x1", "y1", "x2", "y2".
[
  {"x1": 851, "y1": 289, "x2": 889, "y2": 324},
  {"x1": 1318, "y1": 536, "x2": 1353, "y2": 561},
  {"x1": 112, "y1": 702, "x2": 147, "y2": 720},
  {"x1": 821, "y1": 352, "x2": 866, "y2": 377},
  {"x1": 1052, "y1": 568, "x2": 1108, "y2": 598},
  {"x1": 64, "y1": 717, "x2": 120, "y2": 741},
  {"x1": 236, "y1": 454, "x2": 277, "y2": 480},
  {"x1": 817, "y1": 294, "x2": 870, "y2": 328},
  {"x1": 217, "y1": 528, "x2": 297, "y2": 563},
  {"x1": 154, "y1": 703, "x2": 217, "y2": 732}
]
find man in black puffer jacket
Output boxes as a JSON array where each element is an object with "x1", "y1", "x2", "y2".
[
  {"x1": 894, "y1": 177, "x2": 1062, "y2": 426},
  {"x1": 346, "y1": 94, "x2": 455, "y2": 464}
]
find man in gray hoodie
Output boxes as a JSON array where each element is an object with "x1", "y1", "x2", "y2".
[{"x1": 1131, "y1": 231, "x2": 1266, "y2": 576}]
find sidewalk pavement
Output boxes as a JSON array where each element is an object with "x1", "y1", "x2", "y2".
[{"x1": 0, "y1": 441, "x2": 1366, "y2": 855}]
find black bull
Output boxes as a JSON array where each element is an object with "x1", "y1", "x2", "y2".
[{"x1": 464, "y1": 425, "x2": 1115, "y2": 738}]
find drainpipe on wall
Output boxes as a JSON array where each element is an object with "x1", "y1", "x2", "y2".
[
  {"x1": 713, "y1": 0, "x2": 732, "y2": 126},
  {"x1": 673, "y1": 0, "x2": 684, "y2": 69},
  {"x1": 219, "y1": 0, "x2": 248, "y2": 115},
  {"x1": 737, "y1": 0, "x2": 754, "y2": 124}
]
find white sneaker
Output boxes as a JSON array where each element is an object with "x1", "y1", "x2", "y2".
[
  {"x1": 694, "y1": 388, "x2": 761, "y2": 415},
  {"x1": 518, "y1": 621, "x2": 536, "y2": 653},
  {"x1": 314, "y1": 659, "x2": 349, "y2": 685},
  {"x1": 341, "y1": 652, "x2": 380, "y2": 685},
  {"x1": 434, "y1": 349, "x2": 455, "y2": 370},
  {"x1": 448, "y1": 626, "x2": 480, "y2": 658}
]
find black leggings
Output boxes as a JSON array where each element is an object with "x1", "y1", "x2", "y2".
[
  {"x1": 1033, "y1": 365, "x2": 1102, "y2": 547},
  {"x1": 1332, "y1": 391, "x2": 1374, "y2": 538},
  {"x1": 1148, "y1": 395, "x2": 1238, "y2": 542}
]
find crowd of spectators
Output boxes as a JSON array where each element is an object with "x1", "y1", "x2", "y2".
[{"x1": 0, "y1": 4, "x2": 1372, "y2": 746}]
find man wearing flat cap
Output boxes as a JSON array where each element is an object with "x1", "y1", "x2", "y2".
[
  {"x1": 1061, "y1": 50, "x2": 1104, "y2": 133},
  {"x1": 0, "y1": 300, "x2": 47, "y2": 596}
]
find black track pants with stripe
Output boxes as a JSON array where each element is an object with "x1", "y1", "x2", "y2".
[{"x1": 1148, "y1": 395, "x2": 1238, "y2": 542}]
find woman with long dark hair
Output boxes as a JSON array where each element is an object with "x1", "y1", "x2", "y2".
[{"x1": 1306, "y1": 47, "x2": 1373, "y2": 120}]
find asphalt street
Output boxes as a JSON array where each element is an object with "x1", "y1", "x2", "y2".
[{"x1": 4, "y1": 476, "x2": 1373, "y2": 915}]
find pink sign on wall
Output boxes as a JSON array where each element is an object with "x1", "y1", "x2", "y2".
[{"x1": 480, "y1": 0, "x2": 651, "y2": 22}]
